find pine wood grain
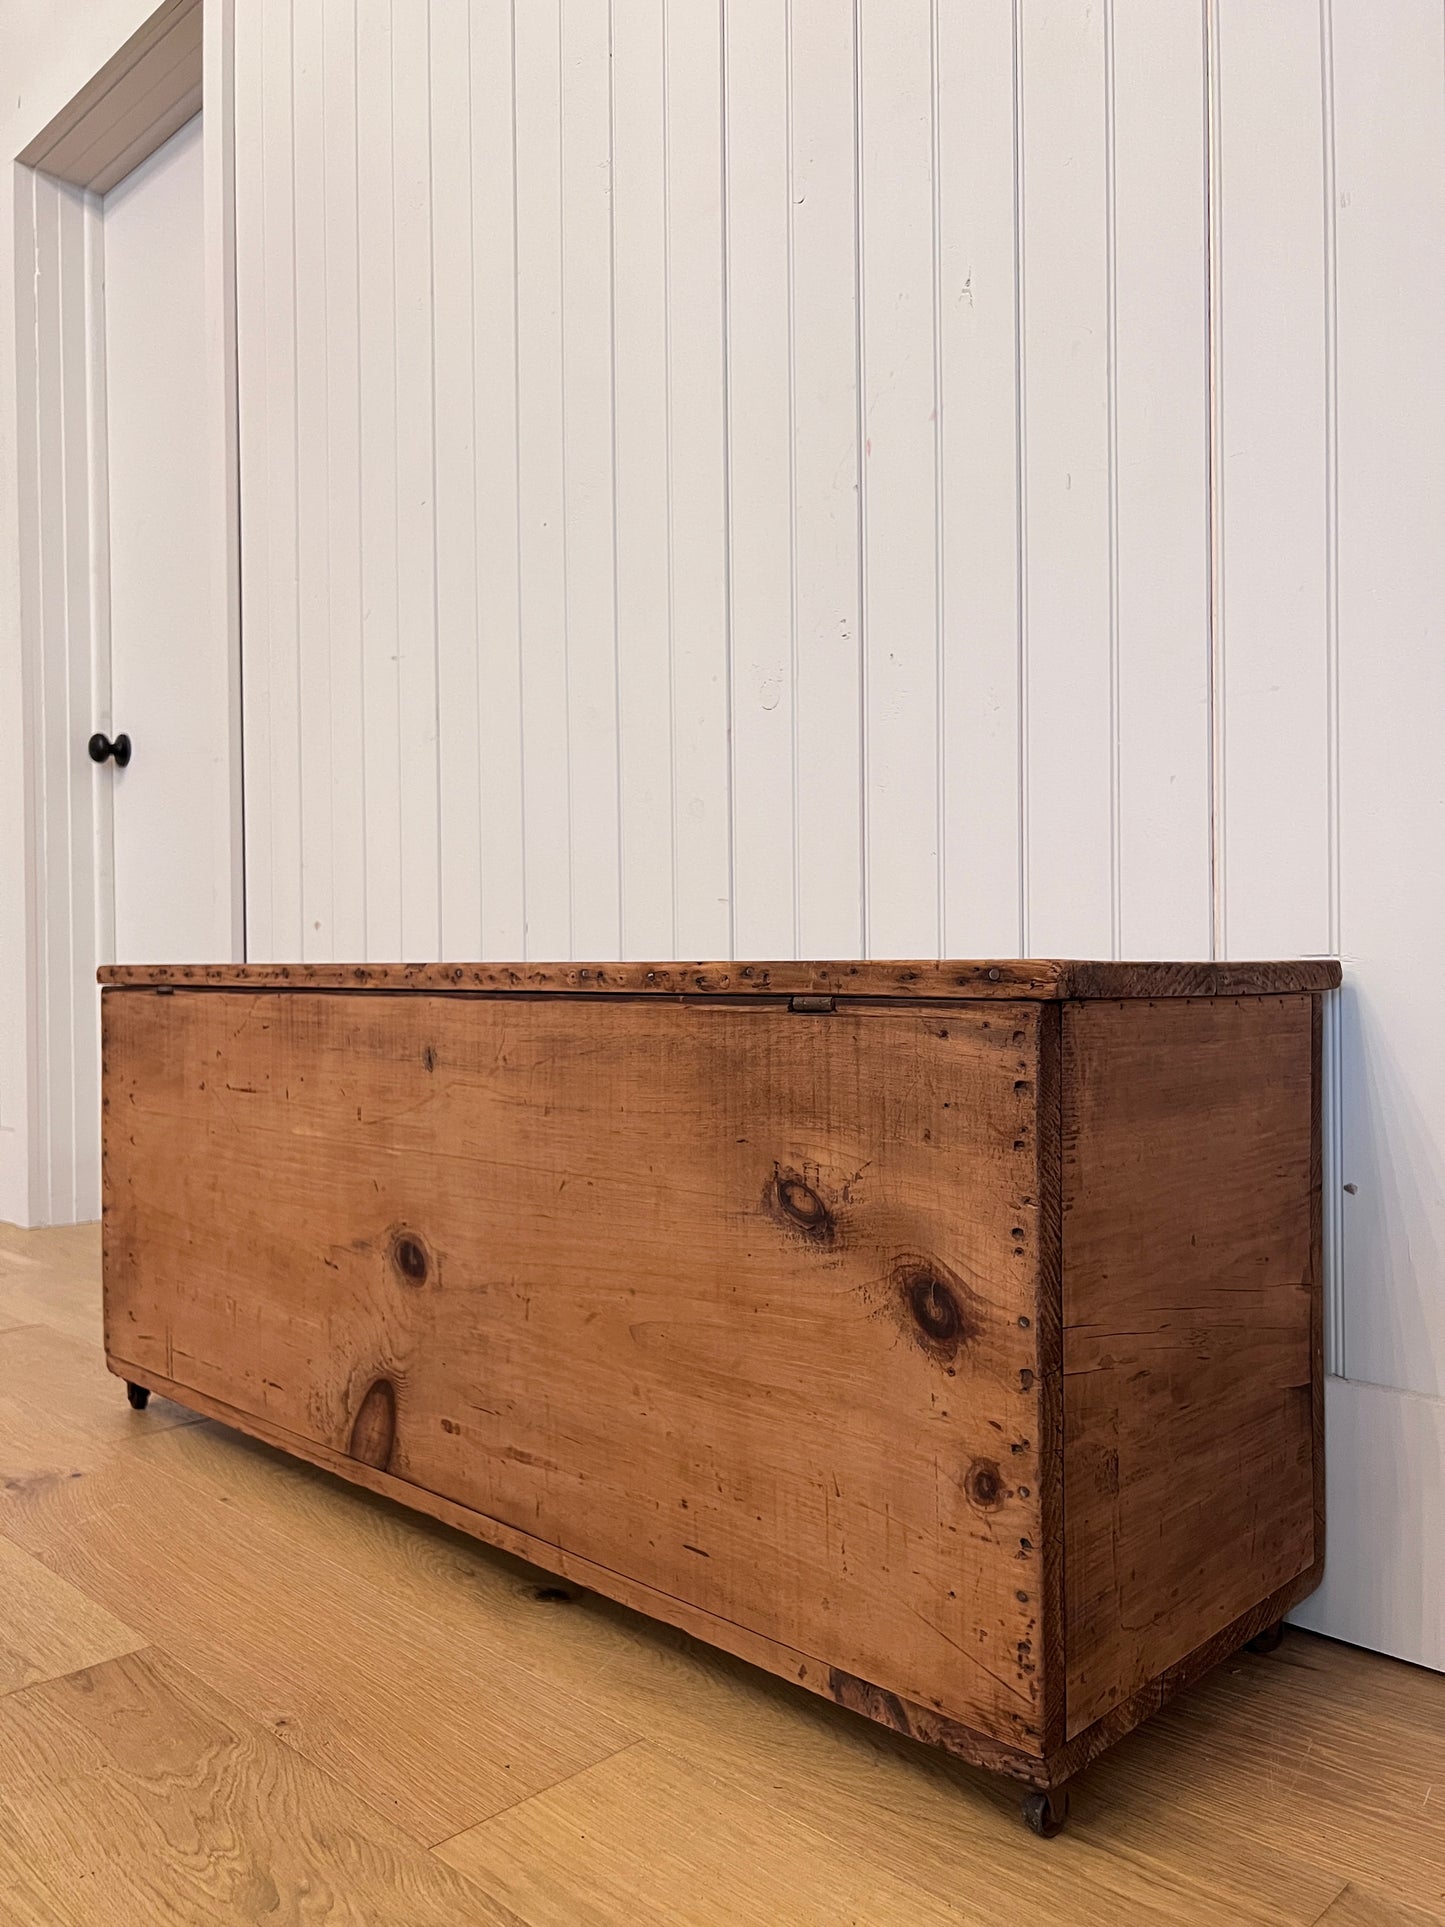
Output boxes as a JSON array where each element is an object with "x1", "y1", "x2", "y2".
[
  {"x1": 0, "y1": 1647, "x2": 523, "y2": 1926},
  {"x1": 97, "y1": 956, "x2": 1342, "y2": 997},
  {"x1": 104, "y1": 988, "x2": 1050, "y2": 1753},
  {"x1": 1062, "y1": 994, "x2": 1320, "y2": 1737},
  {"x1": 0, "y1": 1533, "x2": 142, "y2": 1699}
]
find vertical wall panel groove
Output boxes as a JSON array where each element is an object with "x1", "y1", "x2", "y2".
[
  {"x1": 790, "y1": 0, "x2": 861, "y2": 958},
  {"x1": 928, "y1": 0, "x2": 945, "y2": 957},
  {"x1": 1112, "y1": 0, "x2": 1212, "y2": 960},
  {"x1": 938, "y1": 0, "x2": 1024, "y2": 958},
  {"x1": 1019, "y1": 0, "x2": 1113, "y2": 960},
  {"x1": 718, "y1": 0, "x2": 737, "y2": 960},
  {"x1": 725, "y1": 0, "x2": 795, "y2": 957},
  {"x1": 471, "y1": 0, "x2": 525, "y2": 956},
  {"x1": 293, "y1": 0, "x2": 331, "y2": 958},
  {"x1": 1205, "y1": 0, "x2": 1225, "y2": 958},
  {"x1": 784, "y1": 0, "x2": 800, "y2": 959},
  {"x1": 432, "y1": 0, "x2": 482, "y2": 958},
  {"x1": 1012, "y1": 0, "x2": 1029, "y2": 958},
  {"x1": 851, "y1": 0, "x2": 869, "y2": 957},
  {"x1": 322, "y1": 0, "x2": 365, "y2": 957},
  {"x1": 611, "y1": 0, "x2": 672, "y2": 957},
  {"x1": 1109, "y1": 0, "x2": 1132, "y2": 963},
  {"x1": 560, "y1": 0, "x2": 621, "y2": 958},
  {"x1": 234, "y1": 0, "x2": 271, "y2": 955},
  {"x1": 663, "y1": 0, "x2": 730, "y2": 957},
  {"x1": 513, "y1": 0, "x2": 570, "y2": 958},
  {"x1": 857, "y1": 0, "x2": 939, "y2": 959},
  {"x1": 259, "y1": 0, "x2": 302, "y2": 957},
  {"x1": 355, "y1": 0, "x2": 403, "y2": 959},
  {"x1": 392, "y1": 0, "x2": 440, "y2": 958},
  {"x1": 1214, "y1": 0, "x2": 1330, "y2": 961}
]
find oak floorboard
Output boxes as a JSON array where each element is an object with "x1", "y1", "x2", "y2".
[
  {"x1": 138, "y1": 1421, "x2": 1341, "y2": 1926},
  {"x1": 0, "y1": 1222, "x2": 104, "y2": 1348},
  {"x1": 436, "y1": 1740, "x2": 973, "y2": 1927},
  {"x1": 0, "y1": 1323, "x2": 201, "y2": 1497},
  {"x1": 1313, "y1": 1887, "x2": 1445, "y2": 1927},
  {"x1": 1079, "y1": 1631, "x2": 1445, "y2": 1914},
  {"x1": 0, "y1": 1424, "x2": 636, "y2": 1844},
  {"x1": 0, "y1": 1646, "x2": 524, "y2": 1926},
  {"x1": 0, "y1": 1222, "x2": 1439, "y2": 1924},
  {"x1": 0, "y1": 1532, "x2": 143, "y2": 1699}
]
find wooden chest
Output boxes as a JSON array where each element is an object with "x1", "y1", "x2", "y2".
[{"x1": 99, "y1": 957, "x2": 1336, "y2": 1829}]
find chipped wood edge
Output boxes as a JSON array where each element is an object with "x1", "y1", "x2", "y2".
[
  {"x1": 1056, "y1": 960, "x2": 1341, "y2": 999},
  {"x1": 96, "y1": 958, "x2": 1343, "y2": 999}
]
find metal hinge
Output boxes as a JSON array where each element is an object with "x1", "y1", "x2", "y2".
[{"x1": 789, "y1": 995, "x2": 835, "y2": 1014}]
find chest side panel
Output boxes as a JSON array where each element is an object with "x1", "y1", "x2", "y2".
[
  {"x1": 103, "y1": 989, "x2": 1049, "y2": 1750},
  {"x1": 1062, "y1": 993, "x2": 1319, "y2": 1740}
]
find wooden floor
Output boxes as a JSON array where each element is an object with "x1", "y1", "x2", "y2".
[{"x1": 1, "y1": 1226, "x2": 1442, "y2": 1927}]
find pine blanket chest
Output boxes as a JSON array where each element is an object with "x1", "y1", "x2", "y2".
[{"x1": 100, "y1": 957, "x2": 1337, "y2": 1831}]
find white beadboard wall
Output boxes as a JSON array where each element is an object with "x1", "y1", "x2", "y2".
[
  {"x1": 234, "y1": 0, "x2": 1216, "y2": 970},
  {"x1": 232, "y1": 0, "x2": 1445, "y2": 1461}
]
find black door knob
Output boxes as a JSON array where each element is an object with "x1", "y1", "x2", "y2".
[{"x1": 88, "y1": 732, "x2": 132, "y2": 768}]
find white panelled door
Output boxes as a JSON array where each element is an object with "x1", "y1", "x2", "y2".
[{"x1": 100, "y1": 112, "x2": 233, "y2": 964}]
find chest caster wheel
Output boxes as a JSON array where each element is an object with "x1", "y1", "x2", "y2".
[{"x1": 1021, "y1": 1786, "x2": 1070, "y2": 1837}]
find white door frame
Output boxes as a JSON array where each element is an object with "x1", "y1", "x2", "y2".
[{"x1": 13, "y1": 0, "x2": 242, "y2": 1225}]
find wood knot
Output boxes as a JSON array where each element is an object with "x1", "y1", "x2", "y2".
[
  {"x1": 965, "y1": 1458, "x2": 1006, "y2": 1512},
  {"x1": 348, "y1": 1377, "x2": 397, "y2": 1470},
  {"x1": 390, "y1": 1229, "x2": 431, "y2": 1285},
  {"x1": 892, "y1": 1255, "x2": 981, "y2": 1364},
  {"x1": 766, "y1": 1169, "x2": 835, "y2": 1242}
]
